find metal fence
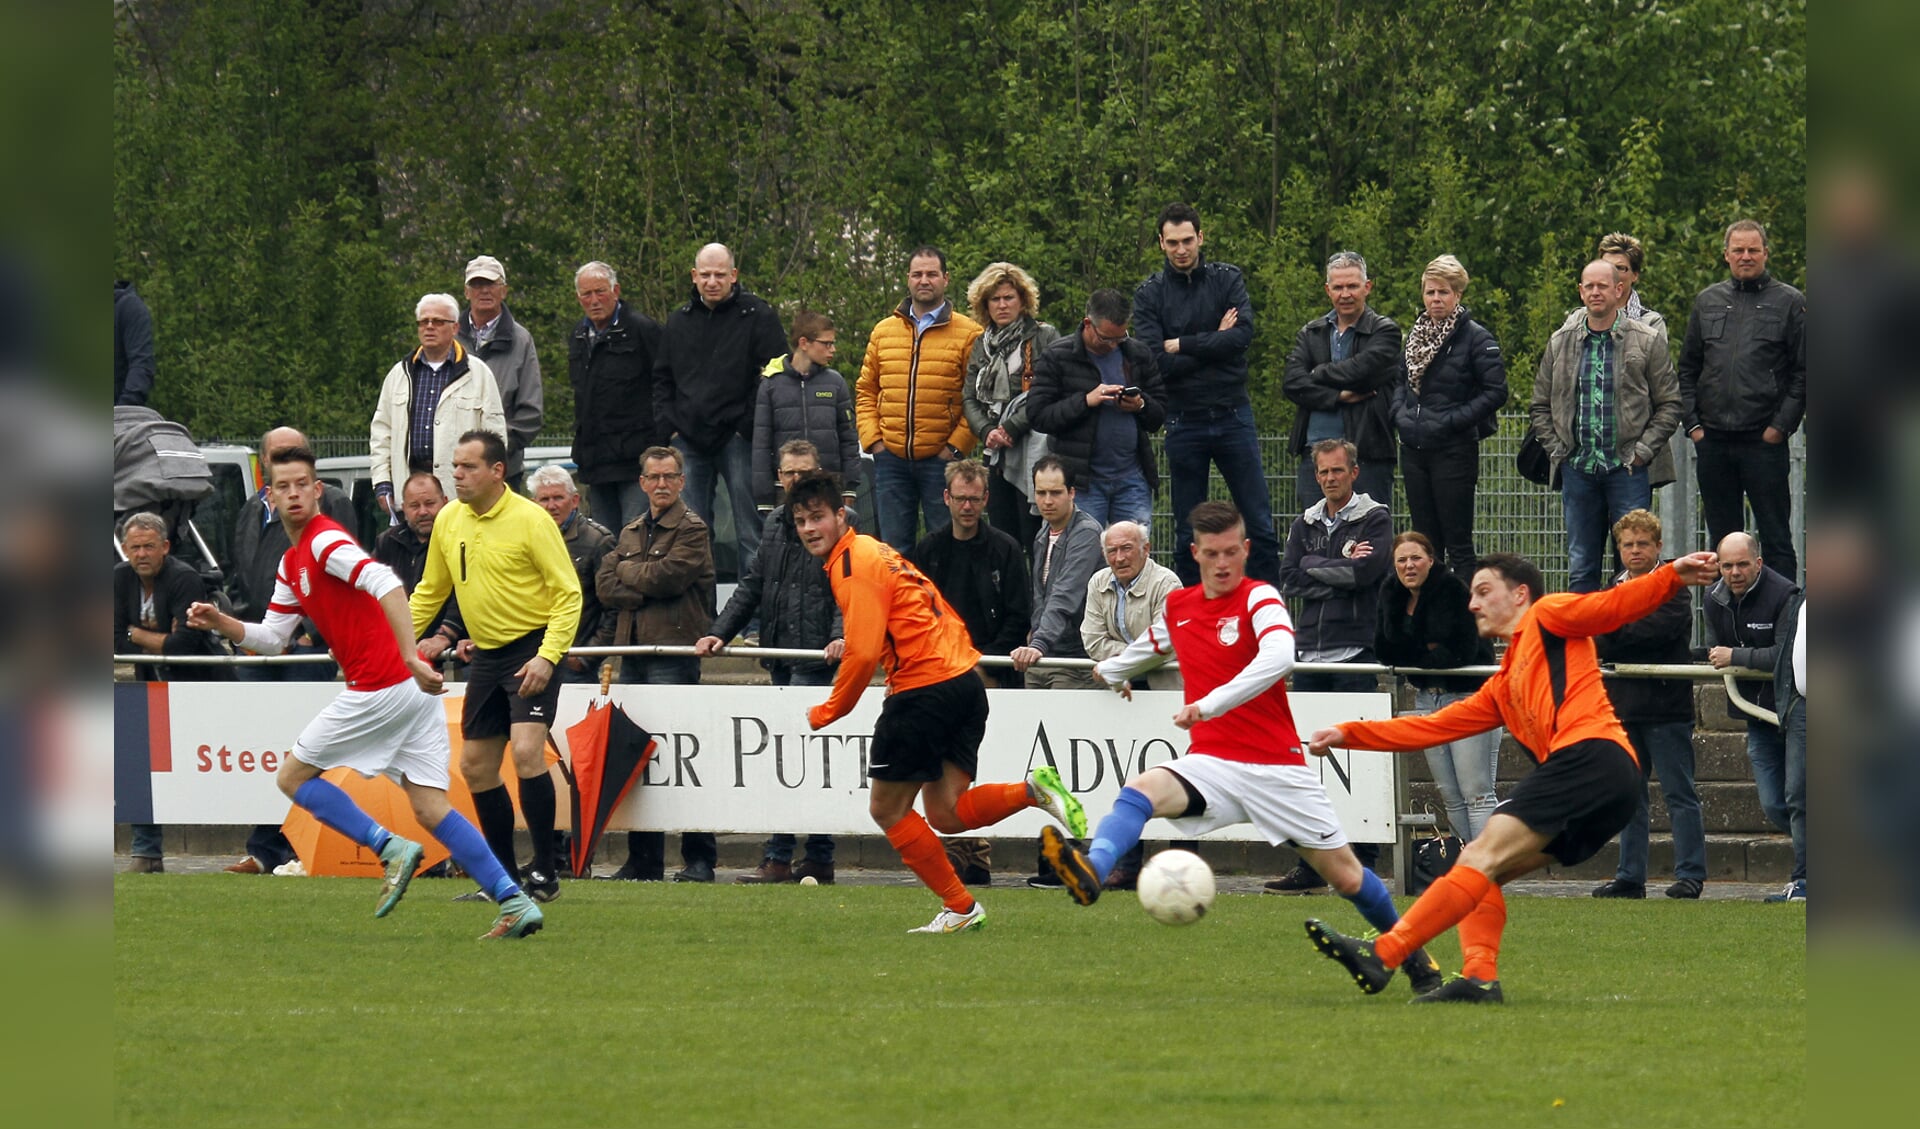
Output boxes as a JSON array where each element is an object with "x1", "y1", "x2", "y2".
[{"x1": 226, "y1": 410, "x2": 1807, "y2": 598}]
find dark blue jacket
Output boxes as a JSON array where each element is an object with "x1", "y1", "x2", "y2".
[
  {"x1": 1131, "y1": 258, "x2": 1255, "y2": 409},
  {"x1": 1701, "y1": 564, "x2": 1798, "y2": 719},
  {"x1": 1389, "y1": 312, "x2": 1508, "y2": 450},
  {"x1": 569, "y1": 302, "x2": 666, "y2": 485},
  {"x1": 1280, "y1": 493, "x2": 1392, "y2": 658},
  {"x1": 654, "y1": 284, "x2": 786, "y2": 454}
]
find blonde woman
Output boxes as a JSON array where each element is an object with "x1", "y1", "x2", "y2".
[{"x1": 961, "y1": 262, "x2": 1059, "y2": 548}]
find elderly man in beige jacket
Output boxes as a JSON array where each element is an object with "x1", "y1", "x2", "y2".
[{"x1": 1078, "y1": 518, "x2": 1188, "y2": 888}]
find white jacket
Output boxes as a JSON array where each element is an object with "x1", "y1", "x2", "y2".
[
  {"x1": 1082, "y1": 558, "x2": 1183, "y2": 691},
  {"x1": 369, "y1": 343, "x2": 506, "y2": 498}
]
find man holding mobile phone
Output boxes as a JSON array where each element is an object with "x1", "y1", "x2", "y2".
[{"x1": 1026, "y1": 288, "x2": 1168, "y2": 530}]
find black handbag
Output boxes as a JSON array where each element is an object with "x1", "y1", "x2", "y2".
[
  {"x1": 1516, "y1": 432, "x2": 1558, "y2": 488},
  {"x1": 1408, "y1": 816, "x2": 1463, "y2": 896}
]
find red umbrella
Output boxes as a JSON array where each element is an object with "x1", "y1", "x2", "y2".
[{"x1": 559, "y1": 664, "x2": 658, "y2": 878}]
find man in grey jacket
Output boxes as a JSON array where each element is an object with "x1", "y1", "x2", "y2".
[
  {"x1": 458, "y1": 255, "x2": 544, "y2": 491},
  {"x1": 1011, "y1": 456, "x2": 1104, "y2": 690},
  {"x1": 1529, "y1": 259, "x2": 1681, "y2": 593}
]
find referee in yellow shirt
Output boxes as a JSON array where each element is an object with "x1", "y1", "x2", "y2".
[{"x1": 413, "y1": 430, "x2": 582, "y2": 903}]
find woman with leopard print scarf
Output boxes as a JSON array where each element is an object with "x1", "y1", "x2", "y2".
[
  {"x1": 960, "y1": 261, "x2": 1060, "y2": 548},
  {"x1": 1388, "y1": 254, "x2": 1510, "y2": 579}
]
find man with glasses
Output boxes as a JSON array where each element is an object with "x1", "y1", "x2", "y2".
[
  {"x1": 1132, "y1": 202, "x2": 1278, "y2": 585},
  {"x1": 699, "y1": 440, "x2": 846, "y2": 885},
  {"x1": 1283, "y1": 250, "x2": 1402, "y2": 515},
  {"x1": 909, "y1": 459, "x2": 1031, "y2": 885},
  {"x1": 457, "y1": 255, "x2": 543, "y2": 493},
  {"x1": 1027, "y1": 288, "x2": 1167, "y2": 530},
  {"x1": 593, "y1": 445, "x2": 719, "y2": 882},
  {"x1": 752, "y1": 311, "x2": 862, "y2": 508},
  {"x1": 371, "y1": 293, "x2": 505, "y2": 522}
]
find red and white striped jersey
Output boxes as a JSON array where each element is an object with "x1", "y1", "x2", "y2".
[
  {"x1": 260, "y1": 515, "x2": 410, "y2": 691},
  {"x1": 1094, "y1": 577, "x2": 1303, "y2": 765}
]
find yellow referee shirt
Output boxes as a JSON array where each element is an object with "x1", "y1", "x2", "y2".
[{"x1": 410, "y1": 488, "x2": 582, "y2": 666}]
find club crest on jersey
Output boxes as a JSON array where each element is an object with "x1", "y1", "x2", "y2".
[
  {"x1": 1217, "y1": 616, "x2": 1240, "y2": 646},
  {"x1": 298, "y1": 567, "x2": 312, "y2": 596},
  {"x1": 1341, "y1": 539, "x2": 1362, "y2": 559}
]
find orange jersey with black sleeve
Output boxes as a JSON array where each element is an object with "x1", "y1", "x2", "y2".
[
  {"x1": 1339, "y1": 564, "x2": 1688, "y2": 766},
  {"x1": 807, "y1": 528, "x2": 981, "y2": 729}
]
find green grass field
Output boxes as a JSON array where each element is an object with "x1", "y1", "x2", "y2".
[{"x1": 115, "y1": 875, "x2": 1804, "y2": 1128}]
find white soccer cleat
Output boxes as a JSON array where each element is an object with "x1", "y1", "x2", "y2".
[{"x1": 907, "y1": 902, "x2": 986, "y2": 935}]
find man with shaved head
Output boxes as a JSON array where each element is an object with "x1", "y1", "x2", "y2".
[
  {"x1": 1702, "y1": 530, "x2": 1803, "y2": 901},
  {"x1": 1528, "y1": 259, "x2": 1680, "y2": 592},
  {"x1": 654, "y1": 242, "x2": 786, "y2": 575},
  {"x1": 222, "y1": 425, "x2": 360, "y2": 874}
]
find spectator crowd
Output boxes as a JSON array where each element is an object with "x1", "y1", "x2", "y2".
[{"x1": 115, "y1": 208, "x2": 1806, "y2": 903}]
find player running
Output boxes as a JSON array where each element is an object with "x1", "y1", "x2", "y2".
[
  {"x1": 187, "y1": 444, "x2": 542, "y2": 939},
  {"x1": 1301, "y1": 549, "x2": 1719, "y2": 1002},
  {"x1": 1038, "y1": 500, "x2": 1445, "y2": 994},
  {"x1": 789, "y1": 471, "x2": 1086, "y2": 934}
]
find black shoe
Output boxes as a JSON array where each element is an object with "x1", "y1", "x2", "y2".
[
  {"x1": 957, "y1": 864, "x2": 991, "y2": 887},
  {"x1": 452, "y1": 888, "x2": 493, "y2": 903},
  {"x1": 1264, "y1": 863, "x2": 1328, "y2": 895},
  {"x1": 1304, "y1": 918, "x2": 1393, "y2": 994},
  {"x1": 673, "y1": 859, "x2": 716, "y2": 883},
  {"x1": 1411, "y1": 975, "x2": 1504, "y2": 1004},
  {"x1": 1026, "y1": 871, "x2": 1063, "y2": 889},
  {"x1": 1665, "y1": 878, "x2": 1704, "y2": 900},
  {"x1": 524, "y1": 869, "x2": 560, "y2": 903},
  {"x1": 1103, "y1": 868, "x2": 1140, "y2": 891},
  {"x1": 1590, "y1": 879, "x2": 1646, "y2": 899},
  {"x1": 1404, "y1": 947, "x2": 1446, "y2": 996},
  {"x1": 596, "y1": 861, "x2": 663, "y2": 882},
  {"x1": 418, "y1": 860, "x2": 454, "y2": 880}
]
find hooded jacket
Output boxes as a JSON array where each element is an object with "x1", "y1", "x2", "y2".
[
  {"x1": 1027, "y1": 507, "x2": 1105, "y2": 658},
  {"x1": 1283, "y1": 308, "x2": 1403, "y2": 464},
  {"x1": 710, "y1": 504, "x2": 843, "y2": 676},
  {"x1": 1026, "y1": 332, "x2": 1168, "y2": 491},
  {"x1": 1280, "y1": 491, "x2": 1392, "y2": 658},
  {"x1": 1130, "y1": 257, "x2": 1256, "y2": 409},
  {"x1": 569, "y1": 301, "x2": 665, "y2": 486},
  {"x1": 857, "y1": 300, "x2": 983, "y2": 459},
  {"x1": 654, "y1": 283, "x2": 787, "y2": 454},
  {"x1": 751, "y1": 355, "x2": 862, "y2": 506}
]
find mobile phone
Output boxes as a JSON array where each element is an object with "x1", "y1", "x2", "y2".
[{"x1": 1121, "y1": 386, "x2": 1141, "y2": 398}]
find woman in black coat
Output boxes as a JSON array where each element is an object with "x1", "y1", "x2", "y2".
[
  {"x1": 1390, "y1": 254, "x2": 1507, "y2": 580},
  {"x1": 1374, "y1": 532, "x2": 1502, "y2": 841}
]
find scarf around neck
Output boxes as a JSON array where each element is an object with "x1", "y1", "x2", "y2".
[
  {"x1": 1404, "y1": 307, "x2": 1462, "y2": 395},
  {"x1": 977, "y1": 315, "x2": 1039, "y2": 410}
]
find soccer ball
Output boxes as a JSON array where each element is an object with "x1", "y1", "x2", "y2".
[{"x1": 1137, "y1": 849, "x2": 1216, "y2": 925}]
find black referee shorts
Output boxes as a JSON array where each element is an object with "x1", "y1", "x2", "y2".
[
  {"x1": 462, "y1": 629, "x2": 561, "y2": 740},
  {"x1": 868, "y1": 671, "x2": 988, "y2": 784},
  {"x1": 1497, "y1": 737, "x2": 1641, "y2": 867}
]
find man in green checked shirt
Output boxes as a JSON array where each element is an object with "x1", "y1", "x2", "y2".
[{"x1": 1528, "y1": 259, "x2": 1680, "y2": 593}]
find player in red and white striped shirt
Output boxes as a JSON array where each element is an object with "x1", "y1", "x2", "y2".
[
  {"x1": 1039, "y1": 501, "x2": 1442, "y2": 992},
  {"x1": 188, "y1": 444, "x2": 541, "y2": 939}
]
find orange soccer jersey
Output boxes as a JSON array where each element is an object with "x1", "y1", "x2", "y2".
[
  {"x1": 1339, "y1": 563, "x2": 1688, "y2": 766},
  {"x1": 807, "y1": 528, "x2": 981, "y2": 729}
]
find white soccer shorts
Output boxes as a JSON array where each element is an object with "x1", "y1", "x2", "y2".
[
  {"x1": 1159, "y1": 754, "x2": 1349, "y2": 851},
  {"x1": 291, "y1": 680, "x2": 451, "y2": 790}
]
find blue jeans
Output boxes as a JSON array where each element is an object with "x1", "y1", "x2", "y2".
[
  {"x1": 1614, "y1": 720, "x2": 1705, "y2": 883},
  {"x1": 872, "y1": 449, "x2": 950, "y2": 553},
  {"x1": 1749, "y1": 714, "x2": 1805, "y2": 883},
  {"x1": 1560, "y1": 462, "x2": 1652, "y2": 593},
  {"x1": 587, "y1": 480, "x2": 648, "y2": 530},
  {"x1": 1413, "y1": 687, "x2": 1502, "y2": 842},
  {"x1": 764, "y1": 664, "x2": 836, "y2": 863},
  {"x1": 1164, "y1": 404, "x2": 1280, "y2": 585},
  {"x1": 131, "y1": 823, "x2": 163, "y2": 859},
  {"x1": 1078, "y1": 473, "x2": 1153, "y2": 532},
  {"x1": 677, "y1": 433, "x2": 760, "y2": 575}
]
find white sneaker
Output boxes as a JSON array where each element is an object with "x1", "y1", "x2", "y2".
[
  {"x1": 907, "y1": 902, "x2": 986, "y2": 934},
  {"x1": 272, "y1": 859, "x2": 305, "y2": 876}
]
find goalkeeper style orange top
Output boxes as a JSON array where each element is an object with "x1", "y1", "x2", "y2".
[
  {"x1": 807, "y1": 528, "x2": 981, "y2": 729},
  {"x1": 1338, "y1": 564, "x2": 1688, "y2": 766}
]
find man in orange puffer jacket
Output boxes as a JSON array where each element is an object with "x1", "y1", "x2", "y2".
[{"x1": 856, "y1": 245, "x2": 984, "y2": 552}]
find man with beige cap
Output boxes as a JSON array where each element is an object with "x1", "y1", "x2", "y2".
[{"x1": 458, "y1": 254, "x2": 544, "y2": 491}]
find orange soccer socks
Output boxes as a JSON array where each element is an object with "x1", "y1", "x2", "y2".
[
  {"x1": 884, "y1": 811, "x2": 974, "y2": 914},
  {"x1": 1373, "y1": 864, "x2": 1494, "y2": 969},
  {"x1": 1456, "y1": 882, "x2": 1507, "y2": 982},
  {"x1": 952, "y1": 782, "x2": 1030, "y2": 830}
]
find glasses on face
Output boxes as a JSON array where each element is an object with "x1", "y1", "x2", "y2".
[
  {"x1": 809, "y1": 338, "x2": 837, "y2": 349},
  {"x1": 776, "y1": 467, "x2": 815, "y2": 481},
  {"x1": 947, "y1": 493, "x2": 986, "y2": 506},
  {"x1": 640, "y1": 472, "x2": 683, "y2": 485},
  {"x1": 1087, "y1": 322, "x2": 1128, "y2": 345},
  {"x1": 416, "y1": 317, "x2": 455, "y2": 327}
]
